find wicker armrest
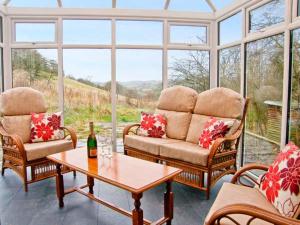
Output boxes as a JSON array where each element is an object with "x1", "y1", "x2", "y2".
[
  {"x1": 122, "y1": 123, "x2": 140, "y2": 140},
  {"x1": 60, "y1": 126, "x2": 77, "y2": 148},
  {"x1": 206, "y1": 203, "x2": 299, "y2": 225}
]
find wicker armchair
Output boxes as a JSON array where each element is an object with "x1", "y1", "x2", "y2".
[
  {"x1": 0, "y1": 87, "x2": 77, "y2": 192},
  {"x1": 204, "y1": 163, "x2": 300, "y2": 225}
]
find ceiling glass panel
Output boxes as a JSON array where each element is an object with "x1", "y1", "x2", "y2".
[
  {"x1": 211, "y1": 0, "x2": 234, "y2": 9},
  {"x1": 9, "y1": 0, "x2": 57, "y2": 7},
  {"x1": 169, "y1": 0, "x2": 212, "y2": 12},
  {"x1": 117, "y1": 0, "x2": 164, "y2": 9},
  {"x1": 62, "y1": 0, "x2": 111, "y2": 8}
]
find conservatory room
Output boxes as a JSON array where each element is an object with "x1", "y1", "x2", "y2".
[{"x1": 0, "y1": 0, "x2": 299, "y2": 224}]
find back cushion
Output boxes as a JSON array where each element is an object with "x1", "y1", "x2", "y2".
[
  {"x1": 157, "y1": 86, "x2": 198, "y2": 112},
  {"x1": 156, "y1": 109, "x2": 192, "y2": 140},
  {"x1": 194, "y1": 87, "x2": 244, "y2": 119},
  {"x1": 1, "y1": 115, "x2": 31, "y2": 143}
]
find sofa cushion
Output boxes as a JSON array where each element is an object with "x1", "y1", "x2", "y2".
[
  {"x1": 24, "y1": 139, "x2": 74, "y2": 161},
  {"x1": 160, "y1": 141, "x2": 210, "y2": 166},
  {"x1": 124, "y1": 135, "x2": 181, "y2": 155},
  {"x1": 204, "y1": 183, "x2": 280, "y2": 225},
  {"x1": 1, "y1": 115, "x2": 31, "y2": 143},
  {"x1": 156, "y1": 109, "x2": 192, "y2": 140},
  {"x1": 194, "y1": 87, "x2": 244, "y2": 119},
  {"x1": 156, "y1": 86, "x2": 198, "y2": 112},
  {"x1": 0, "y1": 87, "x2": 47, "y2": 116}
]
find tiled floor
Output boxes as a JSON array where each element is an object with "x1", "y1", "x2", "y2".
[{"x1": 0, "y1": 169, "x2": 230, "y2": 225}]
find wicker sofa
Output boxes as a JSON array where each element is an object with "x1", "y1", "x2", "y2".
[{"x1": 123, "y1": 86, "x2": 249, "y2": 199}]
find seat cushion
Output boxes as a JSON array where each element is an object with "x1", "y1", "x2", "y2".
[
  {"x1": 24, "y1": 139, "x2": 74, "y2": 161},
  {"x1": 156, "y1": 109, "x2": 192, "y2": 140},
  {"x1": 124, "y1": 135, "x2": 181, "y2": 155},
  {"x1": 204, "y1": 183, "x2": 280, "y2": 225},
  {"x1": 156, "y1": 86, "x2": 198, "y2": 112},
  {"x1": 160, "y1": 141, "x2": 210, "y2": 166},
  {"x1": 1, "y1": 115, "x2": 31, "y2": 143},
  {"x1": 0, "y1": 87, "x2": 47, "y2": 116}
]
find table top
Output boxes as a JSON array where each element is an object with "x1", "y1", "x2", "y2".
[{"x1": 48, "y1": 148, "x2": 182, "y2": 194}]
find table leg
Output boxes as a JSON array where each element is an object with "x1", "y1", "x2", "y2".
[
  {"x1": 132, "y1": 193, "x2": 143, "y2": 225},
  {"x1": 164, "y1": 180, "x2": 174, "y2": 225},
  {"x1": 87, "y1": 176, "x2": 94, "y2": 194},
  {"x1": 56, "y1": 164, "x2": 64, "y2": 208}
]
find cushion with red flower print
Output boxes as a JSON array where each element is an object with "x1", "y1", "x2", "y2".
[
  {"x1": 198, "y1": 117, "x2": 234, "y2": 149},
  {"x1": 30, "y1": 112, "x2": 64, "y2": 143},
  {"x1": 137, "y1": 112, "x2": 167, "y2": 138},
  {"x1": 258, "y1": 142, "x2": 300, "y2": 218}
]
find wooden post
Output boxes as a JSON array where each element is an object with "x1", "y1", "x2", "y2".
[
  {"x1": 132, "y1": 193, "x2": 143, "y2": 225},
  {"x1": 56, "y1": 163, "x2": 64, "y2": 208},
  {"x1": 87, "y1": 176, "x2": 94, "y2": 194},
  {"x1": 164, "y1": 180, "x2": 174, "y2": 225}
]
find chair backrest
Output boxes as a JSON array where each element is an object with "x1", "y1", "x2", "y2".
[
  {"x1": 155, "y1": 85, "x2": 198, "y2": 140},
  {"x1": 0, "y1": 87, "x2": 47, "y2": 143}
]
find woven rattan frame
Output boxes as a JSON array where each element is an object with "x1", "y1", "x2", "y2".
[{"x1": 123, "y1": 98, "x2": 249, "y2": 199}]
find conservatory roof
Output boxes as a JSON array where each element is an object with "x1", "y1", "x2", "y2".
[{"x1": 1, "y1": 0, "x2": 235, "y2": 12}]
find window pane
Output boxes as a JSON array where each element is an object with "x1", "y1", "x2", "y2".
[
  {"x1": 0, "y1": 48, "x2": 3, "y2": 92},
  {"x1": 219, "y1": 12, "x2": 242, "y2": 45},
  {"x1": 15, "y1": 23, "x2": 55, "y2": 43},
  {"x1": 10, "y1": 0, "x2": 57, "y2": 7},
  {"x1": 63, "y1": 20, "x2": 111, "y2": 44},
  {"x1": 168, "y1": 50, "x2": 210, "y2": 92},
  {"x1": 12, "y1": 49, "x2": 59, "y2": 112},
  {"x1": 169, "y1": 0, "x2": 212, "y2": 12},
  {"x1": 211, "y1": 0, "x2": 234, "y2": 9},
  {"x1": 117, "y1": 0, "x2": 164, "y2": 9},
  {"x1": 218, "y1": 46, "x2": 241, "y2": 93},
  {"x1": 289, "y1": 29, "x2": 300, "y2": 146},
  {"x1": 63, "y1": 49, "x2": 111, "y2": 141},
  {"x1": 245, "y1": 34, "x2": 284, "y2": 165},
  {"x1": 116, "y1": 49, "x2": 162, "y2": 151},
  {"x1": 170, "y1": 25, "x2": 207, "y2": 44},
  {"x1": 62, "y1": 0, "x2": 111, "y2": 8},
  {"x1": 116, "y1": 21, "x2": 162, "y2": 45},
  {"x1": 249, "y1": 0, "x2": 285, "y2": 32}
]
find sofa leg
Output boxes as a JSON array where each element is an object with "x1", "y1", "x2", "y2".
[
  {"x1": 206, "y1": 172, "x2": 211, "y2": 200},
  {"x1": 23, "y1": 166, "x2": 28, "y2": 192},
  {"x1": 73, "y1": 171, "x2": 77, "y2": 178}
]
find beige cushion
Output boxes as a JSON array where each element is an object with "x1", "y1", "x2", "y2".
[
  {"x1": 194, "y1": 87, "x2": 245, "y2": 119},
  {"x1": 24, "y1": 139, "x2": 74, "y2": 161},
  {"x1": 160, "y1": 141, "x2": 210, "y2": 166},
  {"x1": 156, "y1": 109, "x2": 192, "y2": 140},
  {"x1": 1, "y1": 115, "x2": 31, "y2": 143},
  {"x1": 204, "y1": 183, "x2": 279, "y2": 225},
  {"x1": 0, "y1": 87, "x2": 47, "y2": 116},
  {"x1": 157, "y1": 86, "x2": 198, "y2": 112},
  {"x1": 124, "y1": 135, "x2": 181, "y2": 155}
]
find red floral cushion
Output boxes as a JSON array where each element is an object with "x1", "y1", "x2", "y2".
[
  {"x1": 198, "y1": 117, "x2": 234, "y2": 149},
  {"x1": 259, "y1": 142, "x2": 300, "y2": 217},
  {"x1": 137, "y1": 112, "x2": 167, "y2": 138},
  {"x1": 30, "y1": 112, "x2": 64, "y2": 143}
]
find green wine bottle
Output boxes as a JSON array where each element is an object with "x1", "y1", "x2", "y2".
[{"x1": 87, "y1": 122, "x2": 97, "y2": 158}]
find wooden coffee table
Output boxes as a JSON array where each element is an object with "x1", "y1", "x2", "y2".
[{"x1": 48, "y1": 148, "x2": 182, "y2": 225}]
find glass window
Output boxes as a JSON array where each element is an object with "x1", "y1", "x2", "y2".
[
  {"x1": 219, "y1": 12, "x2": 242, "y2": 45},
  {"x1": 62, "y1": 0, "x2": 111, "y2": 8},
  {"x1": 0, "y1": 48, "x2": 3, "y2": 92},
  {"x1": 244, "y1": 34, "x2": 284, "y2": 165},
  {"x1": 249, "y1": 0, "x2": 285, "y2": 32},
  {"x1": 116, "y1": 21, "x2": 162, "y2": 45},
  {"x1": 63, "y1": 20, "x2": 111, "y2": 45},
  {"x1": 15, "y1": 23, "x2": 56, "y2": 43},
  {"x1": 12, "y1": 49, "x2": 59, "y2": 112},
  {"x1": 218, "y1": 46, "x2": 241, "y2": 93},
  {"x1": 298, "y1": 0, "x2": 300, "y2": 16},
  {"x1": 168, "y1": 50, "x2": 210, "y2": 93},
  {"x1": 170, "y1": 25, "x2": 207, "y2": 45},
  {"x1": 116, "y1": 49, "x2": 162, "y2": 151},
  {"x1": 117, "y1": 0, "x2": 164, "y2": 9},
  {"x1": 10, "y1": 0, "x2": 57, "y2": 7},
  {"x1": 169, "y1": 0, "x2": 212, "y2": 12},
  {"x1": 63, "y1": 49, "x2": 112, "y2": 141},
  {"x1": 211, "y1": 0, "x2": 234, "y2": 9},
  {"x1": 289, "y1": 29, "x2": 300, "y2": 146}
]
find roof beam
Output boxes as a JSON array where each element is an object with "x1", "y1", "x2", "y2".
[
  {"x1": 57, "y1": 0, "x2": 62, "y2": 7},
  {"x1": 205, "y1": 0, "x2": 216, "y2": 12},
  {"x1": 2, "y1": 0, "x2": 11, "y2": 6},
  {"x1": 112, "y1": 0, "x2": 116, "y2": 8},
  {"x1": 164, "y1": 0, "x2": 170, "y2": 10}
]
